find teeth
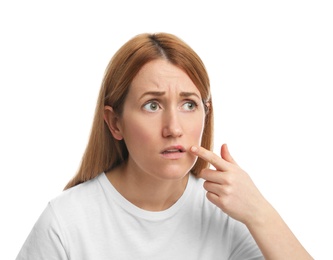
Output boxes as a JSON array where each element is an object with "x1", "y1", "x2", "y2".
[{"x1": 164, "y1": 149, "x2": 180, "y2": 153}]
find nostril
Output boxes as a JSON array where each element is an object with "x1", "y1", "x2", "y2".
[{"x1": 162, "y1": 126, "x2": 183, "y2": 138}]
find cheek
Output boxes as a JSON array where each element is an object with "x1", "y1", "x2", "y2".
[
  {"x1": 121, "y1": 118, "x2": 155, "y2": 147},
  {"x1": 185, "y1": 114, "x2": 205, "y2": 139},
  {"x1": 187, "y1": 115, "x2": 205, "y2": 132},
  {"x1": 195, "y1": 126, "x2": 205, "y2": 139}
]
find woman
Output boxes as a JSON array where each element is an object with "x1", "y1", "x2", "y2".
[{"x1": 16, "y1": 33, "x2": 313, "y2": 259}]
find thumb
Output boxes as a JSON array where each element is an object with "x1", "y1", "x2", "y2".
[{"x1": 221, "y1": 143, "x2": 238, "y2": 165}]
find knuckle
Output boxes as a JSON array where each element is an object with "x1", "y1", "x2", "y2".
[
  {"x1": 220, "y1": 197, "x2": 231, "y2": 210},
  {"x1": 223, "y1": 173, "x2": 233, "y2": 185},
  {"x1": 223, "y1": 186, "x2": 233, "y2": 196}
]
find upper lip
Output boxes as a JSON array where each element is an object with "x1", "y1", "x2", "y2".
[{"x1": 161, "y1": 145, "x2": 186, "y2": 153}]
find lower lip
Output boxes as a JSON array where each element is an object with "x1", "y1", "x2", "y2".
[{"x1": 160, "y1": 152, "x2": 185, "y2": 159}]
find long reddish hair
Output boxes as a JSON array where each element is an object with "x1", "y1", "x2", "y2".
[{"x1": 64, "y1": 32, "x2": 213, "y2": 190}]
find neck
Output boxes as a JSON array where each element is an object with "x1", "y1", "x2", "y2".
[{"x1": 106, "y1": 162, "x2": 189, "y2": 211}]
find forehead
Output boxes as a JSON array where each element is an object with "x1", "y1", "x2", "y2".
[{"x1": 129, "y1": 59, "x2": 201, "y2": 96}]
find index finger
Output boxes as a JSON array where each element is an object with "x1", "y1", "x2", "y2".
[{"x1": 190, "y1": 145, "x2": 229, "y2": 171}]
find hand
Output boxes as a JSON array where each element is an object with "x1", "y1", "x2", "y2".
[{"x1": 190, "y1": 144, "x2": 269, "y2": 226}]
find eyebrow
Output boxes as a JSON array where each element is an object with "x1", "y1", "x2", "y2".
[
  {"x1": 179, "y1": 92, "x2": 200, "y2": 99},
  {"x1": 139, "y1": 91, "x2": 200, "y2": 100}
]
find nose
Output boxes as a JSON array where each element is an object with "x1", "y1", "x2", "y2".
[{"x1": 162, "y1": 109, "x2": 183, "y2": 138}]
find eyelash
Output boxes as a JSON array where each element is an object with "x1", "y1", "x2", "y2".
[
  {"x1": 182, "y1": 100, "x2": 198, "y2": 111},
  {"x1": 142, "y1": 100, "x2": 198, "y2": 112},
  {"x1": 143, "y1": 100, "x2": 161, "y2": 112}
]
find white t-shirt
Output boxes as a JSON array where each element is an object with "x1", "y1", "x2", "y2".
[{"x1": 16, "y1": 173, "x2": 264, "y2": 260}]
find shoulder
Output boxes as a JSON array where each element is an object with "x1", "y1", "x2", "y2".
[
  {"x1": 54, "y1": 174, "x2": 103, "y2": 201},
  {"x1": 49, "y1": 174, "x2": 107, "y2": 221}
]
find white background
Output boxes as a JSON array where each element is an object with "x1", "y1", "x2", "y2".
[{"x1": 1, "y1": 1, "x2": 332, "y2": 259}]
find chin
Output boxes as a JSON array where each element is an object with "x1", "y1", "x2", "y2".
[{"x1": 155, "y1": 164, "x2": 194, "y2": 180}]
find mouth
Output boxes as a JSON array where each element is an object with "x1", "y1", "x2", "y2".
[{"x1": 161, "y1": 145, "x2": 186, "y2": 155}]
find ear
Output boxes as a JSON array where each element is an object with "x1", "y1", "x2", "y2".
[
  {"x1": 204, "y1": 101, "x2": 211, "y2": 114},
  {"x1": 104, "y1": 106, "x2": 123, "y2": 140}
]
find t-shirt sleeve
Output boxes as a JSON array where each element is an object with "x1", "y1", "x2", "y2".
[
  {"x1": 229, "y1": 220, "x2": 264, "y2": 260},
  {"x1": 16, "y1": 203, "x2": 68, "y2": 260}
]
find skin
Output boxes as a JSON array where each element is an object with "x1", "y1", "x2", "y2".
[
  {"x1": 104, "y1": 59, "x2": 206, "y2": 211},
  {"x1": 105, "y1": 58, "x2": 313, "y2": 259}
]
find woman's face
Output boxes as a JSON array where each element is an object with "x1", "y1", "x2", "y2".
[{"x1": 111, "y1": 59, "x2": 206, "y2": 181}]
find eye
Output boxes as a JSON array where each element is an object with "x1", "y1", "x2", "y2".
[
  {"x1": 143, "y1": 101, "x2": 160, "y2": 112},
  {"x1": 182, "y1": 101, "x2": 198, "y2": 111}
]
